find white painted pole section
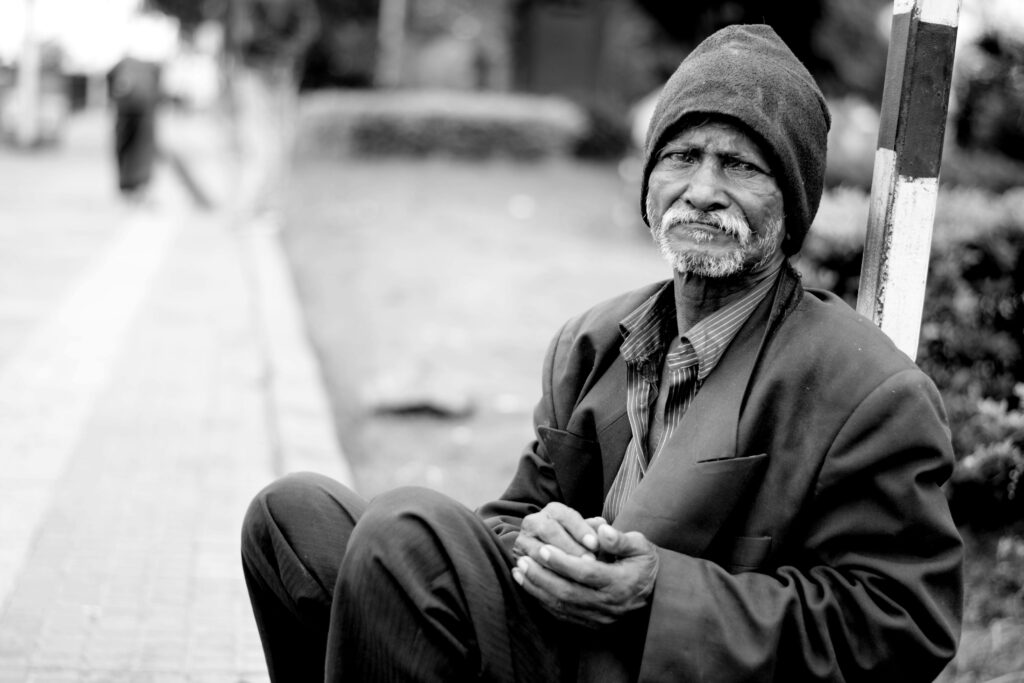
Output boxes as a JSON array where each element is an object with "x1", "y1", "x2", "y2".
[
  {"x1": 877, "y1": 175, "x2": 940, "y2": 354},
  {"x1": 857, "y1": 0, "x2": 960, "y2": 360},
  {"x1": 920, "y1": 0, "x2": 961, "y2": 28},
  {"x1": 897, "y1": 0, "x2": 961, "y2": 26},
  {"x1": 860, "y1": 149, "x2": 941, "y2": 358},
  {"x1": 859, "y1": 148, "x2": 895, "y2": 330},
  {"x1": 893, "y1": 0, "x2": 915, "y2": 15}
]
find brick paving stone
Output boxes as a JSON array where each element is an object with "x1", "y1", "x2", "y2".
[
  {"x1": 0, "y1": 110, "x2": 301, "y2": 682},
  {"x1": 0, "y1": 213, "x2": 179, "y2": 605},
  {"x1": 0, "y1": 214, "x2": 275, "y2": 680},
  {"x1": 0, "y1": 116, "x2": 124, "y2": 363}
]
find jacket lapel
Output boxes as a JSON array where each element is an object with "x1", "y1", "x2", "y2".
[
  {"x1": 611, "y1": 269, "x2": 787, "y2": 556},
  {"x1": 565, "y1": 352, "x2": 633, "y2": 497}
]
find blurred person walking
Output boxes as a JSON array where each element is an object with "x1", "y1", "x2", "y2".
[
  {"x1": 107, "y1": 49, "x2": 162, "y2": 202},
  {"x1": 106, "y1": 6, "x2": 185, "y2": 205},
  {"x1": 224, "y1": 0, "x2": 320, "y2": 225}
]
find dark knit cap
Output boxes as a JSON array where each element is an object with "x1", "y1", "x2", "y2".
[{"x1": 640, "y1": 24, "x2": 831, "y2": 255}]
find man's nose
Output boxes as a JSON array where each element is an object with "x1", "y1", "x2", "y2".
[{"x1": 682, "y1": 161, "x2": 728, "y2": 212}]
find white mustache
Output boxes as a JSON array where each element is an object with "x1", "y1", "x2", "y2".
[{"x1": 660, "y1": 207, "x2": 751, "y2": 243}]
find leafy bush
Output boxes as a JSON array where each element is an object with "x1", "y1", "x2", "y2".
[
  {"x1": 805, "y1": 187, "x2": 1024, "y2": 528},
  {"x1": 920, "y1": 228, "x2": 1024, "y2": 405},
  {"x1": 296, "y1": 89, "x2": 588, "y2": 160},
  {"x1": 800, "y1": 186, "x2": 871, "y2": 299},
  {"x1": 823, "y1": 96, "x2": 877, "y2": 191},
  {"x1": 947, "y1": 394, "x2": 1024, "y2": 529},
  {"x1": 952, "y1": 33, "x2": 1024, "y2": 162},
  {"x1": 940, "y1": 145, "x2": 1024, "y2": 194},
  {"x1": 920, "y1": 192, "x2": 1024, "y2": 505}
]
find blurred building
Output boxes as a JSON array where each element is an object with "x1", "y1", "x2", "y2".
[
  {"x1": 0, "y1": 0, "x2": 186, "y2": 146},
  {"x1": 303, "y1": 0, "x2": 673, "y2": 120}
]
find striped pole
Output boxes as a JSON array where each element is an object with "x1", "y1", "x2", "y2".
[
  {"x1": 856, "y1": 0, "x2": 960, "y2": 359},
  {"x1": 376, "y1": 0, "x2": 408, "y2": 87},
  {"x1": 14, "y1": 0, "x2": 42, "y2": 147}
]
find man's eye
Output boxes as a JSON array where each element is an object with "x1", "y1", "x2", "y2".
[
  {"x1": 663, "y1": 151, "x2": 697, "y2": 164},
  {"x1": 726, "y1": 159, "x2": 763, "y2": 174}
]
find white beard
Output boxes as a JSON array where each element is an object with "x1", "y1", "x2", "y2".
[{"x1": 648, "y1": 201, "x2": 784, "y2": 278}]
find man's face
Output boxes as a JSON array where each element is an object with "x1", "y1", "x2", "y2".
[{"x1": 645, "y1": 120, "x2": 786, "y2": 278}]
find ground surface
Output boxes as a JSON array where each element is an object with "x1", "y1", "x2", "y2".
[
  {"x1": 0, "y1": 107, "x2": 342, "y2": 683},
  {"x1": 282, "y1": 156, "x2": 665, "y2": 508}
]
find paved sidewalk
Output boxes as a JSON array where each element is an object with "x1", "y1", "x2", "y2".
[{"x1": 0, "y1": 109, "x2": 348, "y2": 681}]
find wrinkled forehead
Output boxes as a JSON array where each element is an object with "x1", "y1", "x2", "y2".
[{"x1": 657, "y1": 114, "x2": 774, "y2": 164}]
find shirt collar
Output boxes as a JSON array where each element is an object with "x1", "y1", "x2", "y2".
[
  {"x1": 682, "y1": 267, "x2": 778, "y2": 382},
  {"x1": 619, "y1": 281, "x2": 675, "y2": 364},
  {"x1": 619, "y1": 265, "x2": 780, "y2": 380}
]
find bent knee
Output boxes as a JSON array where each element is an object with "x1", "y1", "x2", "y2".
[
  {"x1": 241, "y1": 472, "x2": 354, "y2": 560},
  {"x1": 365, "y1": 486, "x2": 463, "y2": 525},
  {"x1": 348, "y1": 487, "x2": 472, "y2": 552}
]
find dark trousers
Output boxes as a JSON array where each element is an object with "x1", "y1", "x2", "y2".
[
  {"x1": 114, "y1": 109, "x2": 156, "y2": 192},
  {"x1": 240, "y1": 472, "x2": 578, "y2": 682}
]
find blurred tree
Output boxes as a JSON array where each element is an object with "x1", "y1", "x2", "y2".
[
  {"x1": 632, "y1": 0, "x2": 833, "y2": 86},
  {"x1": 812, "y1": 0, "x2": 890, "y2": 101},
  {"x1": 954, "y1": 33, "x2": 1024, "y2": 161},
  {"x1": 147, "y1": 0, "x2": 210, "y2": 30},
  {"x1": 201, "y1": 0, "x2": 377, "y2": 88},
  {"x1": 301, "y1": 0, "x2": 379, "y2": 88},
  {"x1": 632, "y1": 0, "x2": 892, "y2": 100}
]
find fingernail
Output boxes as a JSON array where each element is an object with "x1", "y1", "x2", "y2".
[
  {"x1": 517, "y1": 557, "x2": 529, "y2": 572},
  {"x1": 583, "y1": 534, "x2": 598, "y2": 550},
  {"x1": 582, "y1": 552, "x2": 596, "y2": 561},
  {"x1": 512, "y1": 568, "x2": 523, "y2": 585},
  {"x1": 539, "y1": 546, "x2": 551, "y2": 562}
]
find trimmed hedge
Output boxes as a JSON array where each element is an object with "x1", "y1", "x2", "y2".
[
  {"x1": 295, "y1": 89, "x2": 589, "y2": 161},
  {"x1": 940, "y1": 147, "x2": 1024, "y2": 193}
]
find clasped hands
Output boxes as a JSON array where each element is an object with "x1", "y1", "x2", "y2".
[{"x1": 511, "y1": 502, "x2": 659, "y2": 629}]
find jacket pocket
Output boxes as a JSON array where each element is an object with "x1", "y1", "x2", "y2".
[
  {"x1": 537, "y1": 426, "x2": 596, "y2": 455},
  {"x1": 614, "y1": 453, "x2": 769, "y2": 557}
]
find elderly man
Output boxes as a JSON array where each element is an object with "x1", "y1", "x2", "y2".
[{"x1": 241, "y1": 24, "x2": 963, "y2": 682}]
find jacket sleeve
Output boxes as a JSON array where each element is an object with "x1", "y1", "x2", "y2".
[
  {"x1": 638, "y1": 369, "x2": 963, "y2": 682},
  {"x1": 476, "y1": 321, "x2": 573, "y2": 552}
]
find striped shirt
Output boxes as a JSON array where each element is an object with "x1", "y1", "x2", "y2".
[{"x1": 602, "y1": 268, "x2": 780, "y2": 522}]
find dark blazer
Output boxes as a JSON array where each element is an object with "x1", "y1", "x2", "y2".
[{"x1": 479, "y1": 264, "x2": 963, "y2": 682}]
